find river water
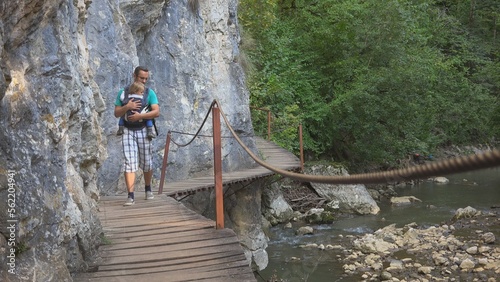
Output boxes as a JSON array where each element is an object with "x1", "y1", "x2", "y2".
[{"x1": 257, "y1": 168, "x2": 500, "y2": 282}]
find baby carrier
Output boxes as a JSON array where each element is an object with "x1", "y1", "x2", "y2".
[{"x1": 122, "y1": 86, "x2": 150, "y2": 130}]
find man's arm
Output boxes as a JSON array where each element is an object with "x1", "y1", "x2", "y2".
[{"x1": 114, "y1": 99, "x2": 142, "y2": 118}]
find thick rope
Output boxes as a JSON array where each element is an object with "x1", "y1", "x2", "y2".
[{"x1": 214, "y1": 100, "x2": 500, "y2": 184}]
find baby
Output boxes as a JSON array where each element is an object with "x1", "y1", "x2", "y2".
[{"x1": 116, "y1": 82, "x2": 155, "y2": 139}]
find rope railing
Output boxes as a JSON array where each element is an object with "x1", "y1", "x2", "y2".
[
  {"x1": 163, "y1": 99, "x2": 500, "y2": 185},
  {"x1": 168, "y1": 101, "x2": 254, "y2": 147},
  {"x1": 217, "y1": 100, "x2": 500, "y2": 184}
]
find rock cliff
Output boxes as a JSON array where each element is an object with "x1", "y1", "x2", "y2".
[{"x1": 0, "y1": 0, "x2": 258, "y2": 280}]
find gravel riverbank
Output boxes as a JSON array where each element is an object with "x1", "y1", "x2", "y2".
[{"x1": 337, "y1": 207, "x2": 499, "y2": 281}]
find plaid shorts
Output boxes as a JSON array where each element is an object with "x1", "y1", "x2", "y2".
[{"x1": 122, "y1": 127, "x2": 152, "y2": 172}]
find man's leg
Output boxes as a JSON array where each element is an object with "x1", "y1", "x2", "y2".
[
  {"x1": 137, "y1": 128, "x2": 154, "y2": 199},
  {"x1": 123, "y1": 172, "x2": 136, "y2": 206},
  {"x1": 125, "y1": 172, "x2": 136, "y2": 193},
  {"x1": 144, "y1": 169, "x2": 154, "y2": 199},
  {"x1": 144, "y1": 170, "x2": 152, "y2": 187},
  {"x1": 122, "y1": 128, "x2": 138, "y2": 206}
]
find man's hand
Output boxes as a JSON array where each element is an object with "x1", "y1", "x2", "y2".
[
  {"x1": 127, "y1": 111, "x2": 142, "y2": 122},
  {"x1": 114, "y1": 98, "x2": 143, "y2": 118},
  {"x1": 126, "y1": 98, "x2": 142, "y2": 111}
]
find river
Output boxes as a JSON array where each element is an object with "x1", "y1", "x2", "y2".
[{"x1": 257, "y1": 168, "x2": 500, "y2": 281}]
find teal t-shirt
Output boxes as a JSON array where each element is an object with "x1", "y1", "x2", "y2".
[{"x1": 114, "y1": 88, "x2": 159, "y2": 106}]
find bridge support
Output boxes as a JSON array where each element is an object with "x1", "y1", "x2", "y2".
[
  {"x1": 158, "y1": 131, "x2": 171, "y2": 194},
  {"x1": 212, "y1": 104, "x2": 224, "y2": 229}
]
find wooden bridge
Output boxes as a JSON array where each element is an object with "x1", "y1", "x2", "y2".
[{"x1": 74, "y1": 137, "x2": 301, "y2": 282}]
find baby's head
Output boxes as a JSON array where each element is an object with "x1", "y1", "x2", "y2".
[{"x1": 129, "y1": 82, "x2": 145, "y2": 95}]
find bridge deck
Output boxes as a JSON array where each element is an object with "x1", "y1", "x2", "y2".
[
  {"x1": 74, "y1": 196, "x2": 255, "y2": 282},
  {"x1": 162, "y1": 137, "x2": 302, "y2": 197},
  {"x1": 74, "y1": 137, "x2": 301, "y2": 281}
]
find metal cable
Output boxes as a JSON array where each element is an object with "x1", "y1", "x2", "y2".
[
  {"x1": 168, "y1": 101, "x2": 256, "y2": 146},
  {"x1": 169, "y1": 101, "x2": 217, "y2": 147},
  {"x1": 215, "y1": 99, "x2": 500, "y2": 184},
  {"x1": 170, "y1": 130, "x2": 254, "y2": 139}
]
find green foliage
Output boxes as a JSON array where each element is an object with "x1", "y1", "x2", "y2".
[
  {"x1": 15, "y1": 241, "x2": 29, "y2": 255},
  {"x1": 100, "y1": 234, "x2": 112, "y2": 245},
  {"x1": 240, "y1": 0, "x2": 499, "y2": 170},
  {"x1": 238, "y1": 0, "x2": 279, "y2": 39}
]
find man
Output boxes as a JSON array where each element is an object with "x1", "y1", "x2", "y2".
[{"x1": 114, "y1": 66, "x2": 160, "y2": 206}]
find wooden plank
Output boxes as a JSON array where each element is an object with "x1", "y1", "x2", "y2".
[
  {"x1": 79, "y1": 252, "x2": 248, "y2": 276},
  {"x1": 97, "y1": 249, "x2": 247, "y2": 271},
  {"x1": 102, "y1": 224, "x2": 215, "y2": 241},
  {"x1": 100, "y1": 232, "x2": 237, "y2": 252},
  {"x1": 97, "y1": 250, "x2": 244, "y2": 271},
  {"x1": 76, "y1": 264, "x2": 255, "y2": 282},
  {"x1": 100, "y1": 236, "x2": 241, "y2": 260}
]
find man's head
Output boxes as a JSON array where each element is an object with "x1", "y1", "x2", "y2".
[{"x1": 133, "y1": 66, "x2": 149, "y2": 84}]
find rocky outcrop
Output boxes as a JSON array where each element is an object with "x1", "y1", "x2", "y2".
[
  {"x1": 306, "y1": 165, "x2": 380, "y2": 215},
  {"x1": 0, "y1": 0, "x2": 104, "y2": 280},
  {"x1": 0, "y1": 0, "x2": 258, "y2": 280},
  {"x1": 262, "y1": 182, "x2": 295, "y2": 225}
]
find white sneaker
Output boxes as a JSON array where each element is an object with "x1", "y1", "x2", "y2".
[
  {"x1": 123, "y1": 198, "x2": 135, "y2": 206},
  {"x1": 145, "y1": 191, "x2": 154, "y2": 200}
]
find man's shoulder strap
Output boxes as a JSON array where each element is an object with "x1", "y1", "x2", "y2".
[
  {"x1": 143, "y1": 87, "x2": 150, "y2": 105},
  {"x1": 123, "y1": 86, "x2": 130, "y2": 100}
]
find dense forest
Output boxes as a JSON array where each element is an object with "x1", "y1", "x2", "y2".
[{"x1": 238, "y1": 0, "x2": 500, "y2": 171}]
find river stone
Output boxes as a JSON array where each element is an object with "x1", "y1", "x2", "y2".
[
  {"x1": 262, "y1": 182, "x2": 294, "y2": 224},
  {"x1": 418, "y1": 266, "x2": 434, "y2": 274},
  {"x1": 380, "y1": 271, "x2": 392, "y2": 280},
  {"x1": 390, "y1": 196, "x2": 422, "y2": 205},
  {"x1": 433, "y1": 254, "x2": 448, "y2": 265},
  {"x1": 460, "y1": 258, "x2": 476, "y2": 270},
  {"x1": 453, "y1": 206, "x2": 481, "y2": 219},
  {"x1": 296, "y1": 226, "x2": 314, "y2": 236},
  {"x1": 388, "y1": 259, "x2": 404, "y2": 270},
  {"x1": 305, "y1": 164, "x2": 380, "y2": 215},
  {"x1": 353, "y1": 234, "x2": 398, "y2": 253},
  {"x1": 482, "y1": 232, "x2": 496, "y2": 244},
  {"x1": 433, "y1": 176, "x2": 450, "y2": 183},
  {"x1": 466, "y1": 246, "x2": 478, "y2": 254}
]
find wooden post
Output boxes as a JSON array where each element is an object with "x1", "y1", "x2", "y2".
[
  {"x1": 212, "y1": 104, "x2": 224, "y2": 229},
  {"x1": 299, "y1": 124, "x2": 304, "y2": 172},
  {"x1": 267, "y1": 110, "x2": 271, "y2": 140},
  {"x1": 158, "y1": 131, "x2": 171, "y2": 194}
]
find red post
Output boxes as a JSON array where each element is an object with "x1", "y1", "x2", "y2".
[
  {"x1": 158, "y1": 131, "x2": 171, "y2": 194},
  {"x1": 299, "y1": 124, "x2": 304, "y2": 172},
  {"x1": 212, "y1": 105, "x2": 224, "y2": 229}
]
